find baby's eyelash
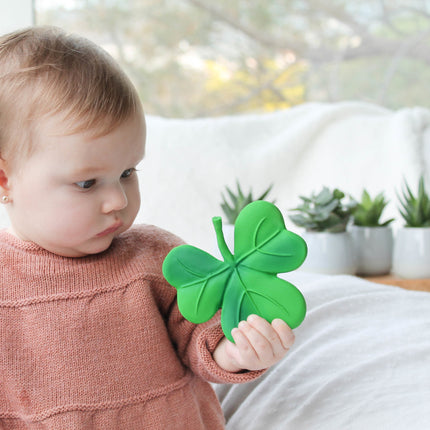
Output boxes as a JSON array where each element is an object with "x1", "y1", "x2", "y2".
[
  {"x1": 75, "y1": 179, "x2": 96, "y2": 189},
  {"x1": 121, "y1": 168, "x2": 138, "y2": 178},
  {"x1": 73, "y1": 168, "x2": 138, "y2": 189}
]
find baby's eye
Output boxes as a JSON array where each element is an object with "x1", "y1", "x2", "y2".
[
  {"x1": 75, "y1": 179, "x2": 96, "y2": 189},
  {"x1": 121, "y1": 168, "x2": 136, "y2": 179}
]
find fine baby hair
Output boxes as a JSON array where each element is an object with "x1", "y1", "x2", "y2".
[{"x1": 0, "y1": 26, "x2": 142, "y2": 166}]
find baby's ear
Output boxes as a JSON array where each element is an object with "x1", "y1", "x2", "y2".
[{"x1": 0, "y1": 157, "x2": 10, "y2": 192}]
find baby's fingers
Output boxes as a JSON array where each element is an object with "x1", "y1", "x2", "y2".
[
  {"x1": 230, "y1": 316, "x2": 295, "y2": 370},
  {"x1": 247, "y1": 315, "x2": 295, "y2": 358},
  {"x1": 246, "y1": 314, "x2": 286, "y2": 357},
  {"x1": 271, "y1": 318, "x2": 295, "y2": 350},
  {"x1": 230, "y1": 323, "x2": 264, "y2": 366}
]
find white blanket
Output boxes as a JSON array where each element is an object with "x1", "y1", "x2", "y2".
[{"x1": 213, "y1": 273, "x2": 430, "y2": 429}]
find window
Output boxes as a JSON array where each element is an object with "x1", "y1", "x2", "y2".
[
  {"x1": 34, "y1": 0, "x2": 430, "y2": 118},
  {"x1": 0, "y1": 0, "x2": 33, "y2": 34}
]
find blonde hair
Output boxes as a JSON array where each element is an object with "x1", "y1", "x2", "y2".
[{"x1": 0, "y1": 26, "x2": 142, "y2": 165}]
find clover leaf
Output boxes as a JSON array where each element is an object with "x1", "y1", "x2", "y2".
[{"x1": 162, "y1": 201, "x2": 308, "y2": 342}]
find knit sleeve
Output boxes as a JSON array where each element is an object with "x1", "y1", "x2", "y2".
[{"x1": 165, "y1": 294, "x2": 265, "y2": 384}]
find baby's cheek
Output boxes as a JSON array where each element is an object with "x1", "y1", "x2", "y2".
[{"x1": 51, "y1": 207, "x2": 94, "y2": 237}]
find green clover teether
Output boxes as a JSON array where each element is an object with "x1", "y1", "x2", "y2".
[{"x1": 162, "y1": 200, "x2": 308, "y2": 342}]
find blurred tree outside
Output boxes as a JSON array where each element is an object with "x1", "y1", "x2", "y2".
[{"x1": 35, "y1": 0, "x2": 430, "y2": 118}]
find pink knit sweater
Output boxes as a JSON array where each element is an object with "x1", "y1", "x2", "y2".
[{"x1": 0, "y1": 225, "x2": 262, "y2": 429}]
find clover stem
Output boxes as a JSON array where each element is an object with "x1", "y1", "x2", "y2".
[{"x1": 212, "y1": 217, "x2": 234, "y2": 264}]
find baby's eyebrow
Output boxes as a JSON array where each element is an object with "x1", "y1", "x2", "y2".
[
  {"x1": 70, "y1": 159, "x2": 143, "y2": 177},
  {"x1": 70, "y1": 166, "x2": 105, "y2": 177}
]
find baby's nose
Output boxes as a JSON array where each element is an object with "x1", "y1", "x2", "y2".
[{"x1": 101, "y1": 184, "x2": 128, "y2": 213}]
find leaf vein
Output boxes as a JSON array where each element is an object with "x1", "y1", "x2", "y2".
[
  {"x1": 195, "y1": 278, "x2": 209, "y2": 314},
  {"x1": 177, "y1": 265, "x2": 231, "y2": 289},
  {"x1": 174, "y1": 257, "x2": 209, "y2": 278},
  {"x1": 247, "y1": 289, "x2": 290, "y2": 316},
  {"x1": 236, "y1": 217, "x2": 282, "y2": 264},
  {"x1": 256, "y1": 249, "x2": 294, "y2": 257},
  {"x1": 235, "y1": 268, "x2": 261, "y2": 317}
]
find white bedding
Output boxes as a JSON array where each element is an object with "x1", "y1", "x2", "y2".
[{"x1": 213, "y1": 273, "x2": 430, "y2": 429}]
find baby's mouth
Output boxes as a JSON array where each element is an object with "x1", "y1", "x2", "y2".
[{"x1": 96, "y1": 220, "x2": 123, "y2": 237}]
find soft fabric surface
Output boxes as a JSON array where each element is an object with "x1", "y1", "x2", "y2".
[
  {"x1": 213, "y1": 272, "x2": 430, "y2": 429},
  {"x1": 137, "y1": 101, "x2": 430, "y2": 251}
]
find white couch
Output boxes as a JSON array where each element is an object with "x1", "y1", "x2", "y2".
[{"x1": 137, "y1": 101, "x2": 430, "y2": 252}]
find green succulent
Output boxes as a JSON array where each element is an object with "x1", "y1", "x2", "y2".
[
  {"x1": 352, "y1": 190, "x2": 394, "y2": 227},
  {"x1": 289, "y1": 186, "x2": 357, "y2": 232},
  {"x1": 398, "y1": 175, "x2": 430, "y2": 227},
  {"x1": 221, "y1": 180, "x2": 274, "y2": 224}
]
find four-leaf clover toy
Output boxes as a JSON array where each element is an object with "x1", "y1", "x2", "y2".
[{"x1": 162, "y1": 200, "x2": 308, "y2": 342}]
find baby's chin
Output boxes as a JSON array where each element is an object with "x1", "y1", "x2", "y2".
[
  {"x1": 78, "y1": 223, "x2": 133, "y2": 257},
  {"x1": 47, "y1": 236, "x2": 117, "y2": 258}
]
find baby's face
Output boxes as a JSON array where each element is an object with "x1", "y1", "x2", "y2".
[{"x1": 5, "y1": 112, "x2": 146, "y2": 257}]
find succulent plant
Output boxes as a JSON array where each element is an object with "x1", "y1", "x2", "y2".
[
  {"x1": 221, "y1": 181, "x2": 274, "y2": 224},
  {"x1": 398, "y1": 175, "x2": 430, "y2": 227},
  {"x1": 352, "y1": 190, "x2": 394, "y2": 227},
  {"x1": 289, "y1": 186, "x2": 357, "y2": 232}
]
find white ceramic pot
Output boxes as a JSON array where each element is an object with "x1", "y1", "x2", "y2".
[
  {"x1": 349, "y1": 225, "x2": 393, "y2": 276},
  {"x1": 299, "y1": 231, "x2": 357, "y2": 275},
  {"x1": 392, "y1": 227, "x2": 430, "y2": 278}
]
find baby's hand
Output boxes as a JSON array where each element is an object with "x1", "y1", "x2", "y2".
[{"x1": 213, "y1": 314, "x2": 295, "y2": 373}]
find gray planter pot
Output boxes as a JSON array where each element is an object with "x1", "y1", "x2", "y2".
[{"x1": 349, "y1": 225, "x2": 393, "y2": 276}]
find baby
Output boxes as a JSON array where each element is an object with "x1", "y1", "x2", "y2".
[{"x1": 0, "y1": 26, "x2": 295, "y2": 429}]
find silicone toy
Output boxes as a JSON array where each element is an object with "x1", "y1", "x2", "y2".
[{"x1": 162, "y1": 200, "x2": 308, "y2": 342}]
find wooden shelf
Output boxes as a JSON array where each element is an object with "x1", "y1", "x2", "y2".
[{"x1": 363, "y1": 275, "x2": 430, "y2": 292}]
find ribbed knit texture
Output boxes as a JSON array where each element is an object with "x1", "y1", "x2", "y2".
[{"x1": 0, "y1": 225, "x2": 262, "y2": 429}]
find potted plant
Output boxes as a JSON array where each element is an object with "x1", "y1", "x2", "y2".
[
  {"x1": 349, "y1": 190, "x2": 395, "y2": 276},
  {"x1": 219, "y1": 180, "x2": 274, "y2": 251},
  {"x1": 289, "y1": 186, "x2": 357, "y2": 274},
  {"x1": 392, "y1": 175, "x2": 430, "y2": 278}
]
